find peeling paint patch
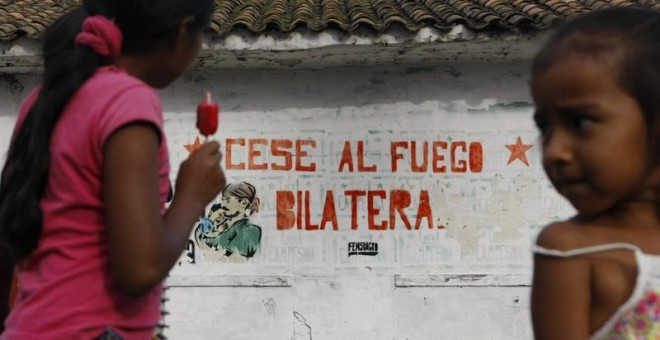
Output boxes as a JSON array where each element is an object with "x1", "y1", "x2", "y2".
[
  {"x1": 489, "y1": 101, "x2": 534, "y2": 111},
  {"x1": 394, "y1": 273, "x2": 531, "y2": 287}
]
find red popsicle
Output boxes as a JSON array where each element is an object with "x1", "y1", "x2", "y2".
[{"x1": 196, "y1": 91, "x2": 219, "y2": 138}]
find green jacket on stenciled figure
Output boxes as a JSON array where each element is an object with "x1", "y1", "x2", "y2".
[{"x1": 201, "y1": 218, "x2": 262, "y2": 258}]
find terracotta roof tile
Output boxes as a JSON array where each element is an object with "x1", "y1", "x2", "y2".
[
  {"x1": 0, "y1": 0, "x2": 76, "y2": 40},
  {"x1": 1, "y1": 0, "x2": 659, "y2": 41}
]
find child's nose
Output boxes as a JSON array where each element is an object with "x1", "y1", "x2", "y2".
[{"x1": 543, "y1": 131, "x2": 574, "y2": 165}]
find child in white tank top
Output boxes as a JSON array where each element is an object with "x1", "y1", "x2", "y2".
[
  {"x1": 534, "y1": 243, "x2": 660, "y2": 338},
  {"x1": 528, "y1": 7, "x2": 660, "y2": 339}
]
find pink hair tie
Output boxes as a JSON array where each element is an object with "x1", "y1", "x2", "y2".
[{"x1": 75, "y1": 16, "x2": 123, "y2": 61}]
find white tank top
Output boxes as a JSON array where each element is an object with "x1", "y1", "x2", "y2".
[{"x1": 533, "y1": 243, "x2": 660, "y2": 339}]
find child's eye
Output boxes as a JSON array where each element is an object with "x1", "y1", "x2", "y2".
[{"x1": 572, "y1": 116, "x2": 597, "y2": 130}]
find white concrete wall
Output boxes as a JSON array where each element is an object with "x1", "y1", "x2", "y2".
[{"x1": 0, "y1": 61, "x2": 574, "y2": 339}]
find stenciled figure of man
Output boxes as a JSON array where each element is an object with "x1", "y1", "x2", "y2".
[{"x1": 195, "y1": 182, "x2": 262, "y2": 258}]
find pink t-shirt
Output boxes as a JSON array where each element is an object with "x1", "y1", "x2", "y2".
[{"x1": 2, "y1": 66, "x2": 171, "y2": 339}]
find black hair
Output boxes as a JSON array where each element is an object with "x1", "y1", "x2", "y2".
[
  {"x1": 0, "y1": 0, "x2": 214, "y2": 262},
  {"x1": 532, "y1": 7, "x2": 660, "y2": 166}
]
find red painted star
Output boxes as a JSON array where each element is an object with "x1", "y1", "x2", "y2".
[
  {"x1": 506, "y1": 137, "x2": 533, "y2": 166},
  {"x1": 184, "y1": 137, "x2": 202, "y2": 154}
]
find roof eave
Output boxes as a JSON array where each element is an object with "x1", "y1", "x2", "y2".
[{"x1": 0, "y1": 25, "x2": 548, "y2": 73}]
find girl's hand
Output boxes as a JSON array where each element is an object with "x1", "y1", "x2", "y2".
[{"x1": 174, "y1": 141, "x2": 226, "y2": 210}]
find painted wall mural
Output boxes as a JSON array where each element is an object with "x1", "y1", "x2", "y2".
[
  {"x1": 176, "y1": 130, "x2": 543, "y2": 271},
  {"x1": 195, "y1": 181, "x2": 262, "y2": 259}
]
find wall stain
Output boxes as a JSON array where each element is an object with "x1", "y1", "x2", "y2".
[
  {"x1": 263, "y1": 298, "x2": 278, "y2": 318},
  {"x1": 1, "y1": 73, "x2": 24, "y2": 94}
]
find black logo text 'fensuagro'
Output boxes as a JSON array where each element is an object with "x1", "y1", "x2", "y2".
[{"x1": 348, "y1": 242, "x2": 378, "y2": 257}]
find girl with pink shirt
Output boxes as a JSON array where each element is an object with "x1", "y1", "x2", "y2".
[{"x1": 0, "y1": 0, "x2": 225, "y2": 338}]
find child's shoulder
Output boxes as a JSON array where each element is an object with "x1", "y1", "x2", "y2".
[
  {"x1": 81, "y1": 66, "x2": 157, "y2": 102},
  {"x1": 535, "y1": 219, "x2": 593, "y2": 251},
  {"x1": 91, "y1": 66, "x2": 148, "y2": 88}
]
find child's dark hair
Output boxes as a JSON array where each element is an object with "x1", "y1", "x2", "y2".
[
  {"x1": 532, "y1": 7, "x2": 660, "y2": 166},
  {"x1": 0, "y1": 0, "x2": 214, "y2": 262}
]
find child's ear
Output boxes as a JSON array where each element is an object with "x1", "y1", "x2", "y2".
[{"x1": 176, "y1": 16, "x2": 198, "y2": 45}]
